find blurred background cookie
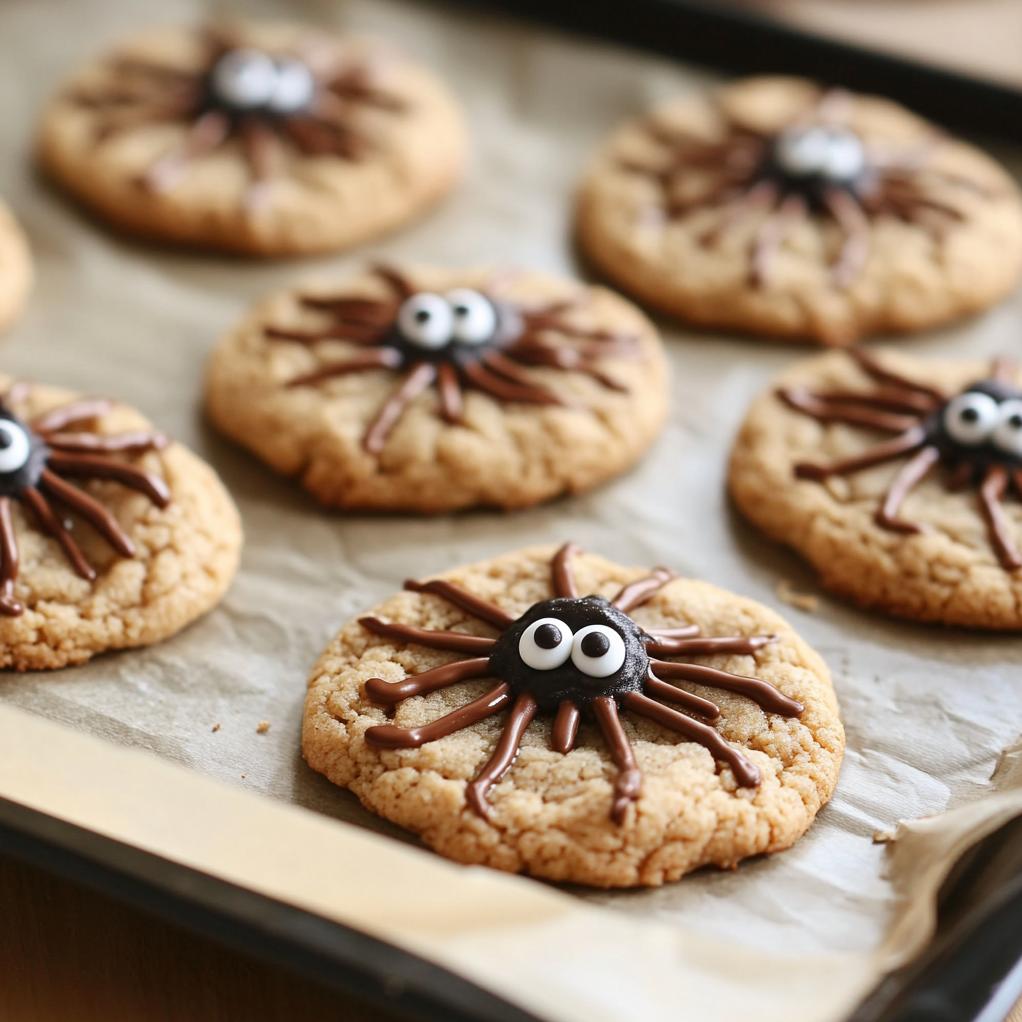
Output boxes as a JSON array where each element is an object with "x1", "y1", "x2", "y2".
[{"x1": 0, "y1": 202, "x2": 31, "y2": 332}]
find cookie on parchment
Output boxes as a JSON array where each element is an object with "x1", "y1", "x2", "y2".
[
  {"x1": 205, "y1": 264, "x2": 669, "y2": 512},
  {"x1": 0, "y1": 202, "x2": 31, "y2": 332},
  {"x1": 37, "y1": 22, "x2": 467, "y2": 256},
  {"x1": 0, "y1": 378, "x2": 241, "y2": 669},
  {"x1": 576, "y1": 76, "x2": 1022, "y2": 344},
  {"x1": 302, "y1": 544, "x2": 843, "y2": 888},
  {"x1": 729, "y1": 349, "x2": 1022, "y2": 628}
]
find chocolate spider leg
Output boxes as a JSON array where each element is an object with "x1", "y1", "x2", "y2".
[
  {"x1": 646, "y1": 633, "x2": 776, "y2": 656},
  {"x1": 107, "y1": 57, "x2": 197, "y2": 84},
  {"x1": 92, "y1": 98, "x2": 199, "y2": 141},
  {"x1": 362, "y1": 362, "x2": 436, "y2": 454},
  {"x1": 552, "y1": 699, "x2": 581, "y2": 754},
  {"x1": 794, "y1": 426, "x2": 928, "y2": 481},
  {"x1": 45, "y1": 453, "x2": 171, "y2": 508},
  {"x1": 644, "y1": 669, "x2": 721, "y2": 720},
  {"x1": 38, "y1": 469, "x2": 135, "y2": 557},
  {"x1": 298, "y1": 294, "x2": 397, "y2": 318},
  {"x1": 465, "y1": 693, "x2": 538, "y2": 818},
  {"x1": 0, "y1": 498, "x2": 22, "y2": 615},
  {"x1": 44, "y1": 431, "x2": 168, "y2": 454},
  {"x1": 824, "y1": 188, "x2": 871, "y2": 288},
  {"x1": 435, "y1": 362, "x2": 464, "y2": 423},
  {"x1": 404, "y1": 578, "x2": 515, "y2": 630},
  {"x1": 286, "y1": 348, "x2": 403, "y2": 388},
  {"x1": 144, "y1": 110, "x2": 232, "y2": 192},
  {"x1": 750, "y1": 193, "x2": 807, "y2": 287},
  {"x1": 364, "y1": 657, "x2": 494, "y2": 706},
  {"x1": 551, "y1": 541, "x2": 580, "y2": 598},
  {"x1": 481, "y1": 351, "x2": 569, "y2": 398},
  {"x1": 649, "y1": 660, "x2": 804, "y2": 716},
  {"x1": 849, "y1": 350, "x2": 946, "y2": 403},
  {"x1": 611, "y1": 567, "x2": 676, "y2": 613},
  {"x1": 359, "y1": 616, "x2": 497, "y2": 654},
  {"x1": 592, "y1": 696, "x2": 642, "y2": 823},
  {"x1": 508, "y1": 345, "x2": 628, "y2": 392},
  {"x1": 778, "y1": 386, "x2": 921, "y2": 432},
  {"x1": 622, "y1": 691, "x2": 760, "y2": 788},
  {"x1": 461, "y1": 359, "x2": 564, "y2": 406},
  {"x1": 240, "y1": 118, "x2": 281, "y2": 210},
  {"x1": 782, "y1": 384, "x2": 934, "y2": 415},
  {"x1": 371, "y1": 264, "x2": 417, "y2": 300},
  {"x1": 980, "y1": 465, "x2": 1022, "y2": 570},
  {"x1": 32, "y1": 399, "x2": 113, "y2": 435},
  {"x1": 366, "y1": 682, "x2": 511, "y2": 751},
  {"x1": 21, "y1": 486, "x2": 95, "y2": 580},
  {"x1": 644, "y1": 624, "x2": 701, "y2": 640},
  {"x1": 282, "y1": 117, "x2": 365, "y2": 160},
  {"x1": 874, "y1": 445, "x2": 941, "y2": 533},
  {"x1": 266, "y1": 323, "x2": 390, "y2": 345},
  {"x1": 701, "y1": 179, "x2": 778, "y2": 246},
  {"x1": 991, "y1": 355, "x2": 1018, "y2": 383}
]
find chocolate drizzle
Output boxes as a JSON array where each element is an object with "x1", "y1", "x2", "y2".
[
  {"x1": 359, "y1": 543, "x2": 804, "y2": 823},
  {"x1": 265, "y1": 265, "x2": 643, "y2": 454},
  {"x1": 780, "y1": 351, "x2": 1022, "y2": 569}
]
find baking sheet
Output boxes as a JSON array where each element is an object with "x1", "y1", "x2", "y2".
[{"x1": 2, "y1": 0, "x2": 1022, "y2": 1016}]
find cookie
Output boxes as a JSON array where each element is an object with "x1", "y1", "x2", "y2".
[
  {"x1": 0, "y1": 202, "x2": 31, "y2": 332},
  {"x1": 0, "y1": 378, "x2": 241, "y2": 669},
  {"x1": 576, "y1": 76, "x2": 1022, "y2": 345},
  {"x1": 37, "y1": 22, "x2": 467, "y2": 256},
  {"x1": 302, "y1": 543, "x2": 844, "y2": 887},
  {"x1": 729, "y1": 349, "x2": 1022, "y2": 628},
  {"x1": 205, "y1": 264, "x2": 669, "y2": 512}
]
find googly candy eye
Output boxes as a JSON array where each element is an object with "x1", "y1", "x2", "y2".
[
  {"x1": 943, "y1": 391, "x2": 999, "y2": 446},
  {"x1": 397, "y1": 293, "x2": 454, "y2": 350},
  {"x1": 518, "y1": 617, "x2": 573, "y2": 670},
  {"x1": 570, "y1": 624, "x2": 626, "y2": 678},
  {"x1": 211, "y1": 49, "x2": 278, "y2": 109},
  {"x1": 0, "y1": 420, "x2": 31, "y2": 474},
  {"x1": 992, "y1": 399, "x2": 1022, "y2": 458},
  {"x1": 445, "y1": 289, "x2": 497, "y2": 346},
  {"x1": 267, "y1": 58, "x2": 315, "y2": 115},
  {"x1": 821, "y1": 130, "x2": 865, "y2": 181},
  {"x1": 774, "y1": 127, "x2": 830, "y2": 177}
]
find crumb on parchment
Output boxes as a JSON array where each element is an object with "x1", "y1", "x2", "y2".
[{"x1": 256, "y1": 721, "x2": 271, "y2": 734}]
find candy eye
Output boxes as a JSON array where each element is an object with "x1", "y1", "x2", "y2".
[
  {"x1": 211, "y1": 49, "x2": 277, "y2": 109},
  {"x1": 397, "y1": 293, "x2": 454, "y2": 350},
  {"x1": 267, "y1": 58, "x2": 315, "y2": 114},
  {"x1": 518, "y1": 617, "x2": 573, "y2": 671},
  {"x1": 943, "y1": 392, "x2": 999, "y2": 446},
  {"x1": 822, "y1": 130, "x2": 865, "y2": 181},
  {"x1": 570, "y1": 625, "x2": 626, "y2": 678},
  {"x1": 446, "y1": 289, "x2": 497, "y2": 345},
  {"x1": 0, "y1": 420, "x2": 30, "y2": 474},
  {"x1": 775, "y1": 128, "x2": 830, "y2": 176},
  {"x1": 992, "y1": 399, "x2": 1022, "y2": 457}
]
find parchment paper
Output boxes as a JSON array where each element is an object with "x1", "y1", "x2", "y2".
[{"x1": 2, "y1": 0, "x2": 1021, "y2": 1016}]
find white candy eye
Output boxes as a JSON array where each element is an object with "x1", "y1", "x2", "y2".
[
  {"x1": 212, "y1": 49, "x2": 277, "y2": 109},
  {"x1": 397, "y1": 293, "x2": 454, "y2": 350},
  {"x1": 446, "y1": 289, "x2": 497, "y2": 346},
  {"x1": 0, "y1": 420, "x2": 30, "y2": 474},
  {"x1": 518, "y1": 618, "x2": 573, "y2": 671},
  {"x1": 267, "y1": 58, "x2": 315, "y2": 114},
  {"x1": 943, "y1": 392, "x2": 999, "y2": 446},
  {"x1": 822, "y1": 131, "x2": 865, "y2": 180},
  {"x1": 775, "y1": 128, "x2": 830, "y2": 176},
  {"x1": 993, "y1": 399, "x2": 1022, "y2": 457},
  {"x1": 570, "y1": 625, "x2": 626, "y2": 678}
]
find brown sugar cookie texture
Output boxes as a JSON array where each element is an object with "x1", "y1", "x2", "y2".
[
  {"x1": 0, "y1": 202, "x2": 31, "y2": 332},
  {"x1": 37, "y1": 22, "x2": 467, "y2": 256},
  {"x1": 730, "y1": 350, "x2": 1022, "y2": 628},
  {"x1": 301, "y1": 544, "x2": 844, "y2": 888},
  {"x1": 0, "y1": 379, "x2": 241, "y2": 669},
  {"x1": 205, "y1": 264, "x2": 669, "y2": 512},
  {"x1": 576, "y1": 76, "x2": 1022, "y2": 344}
]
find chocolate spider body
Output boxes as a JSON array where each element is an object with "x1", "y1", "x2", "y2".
[
  {"x1": 266, "y1": 266, "x2": 642, "y2": 453},
  {"x1": 360, "y1": 544, "x2": 803, "y2": 823},
  {"x1": 71, "y1": 25, "x2": 405, "y2": 205},
  {"x1": 627, "y1": 89, "x2": 990, "y2": 288},
  {"x1": 0, "y1": 389, "x2": 170, "y2": 616},
  {"x1": 780, "y1": 352, "x2": 1022, "y2": 569}
]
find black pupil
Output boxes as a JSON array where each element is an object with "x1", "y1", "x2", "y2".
[
  {"x1": 0, "y1": 428, "x2": 11, "y2": 450},
  {"x1": 534, "y1": 623, "x2": 562, "y2": 649},
  {"x1": 580, "y1": 631, "x2": 611, "y2": 658},
  {"x1": 1009, "y1": 414, "x2": 1022, "y2": 429},
  {"x1": 961, "y1": 407, "x2": 980, "y2": 423},
  {"x1": 454, "y1": 305, "x2": 469, "y2": 317},
  {"x1": 414, "y1": 309, "x2": 431, "y2": 323}
]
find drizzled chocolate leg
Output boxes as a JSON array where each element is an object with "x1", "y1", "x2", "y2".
[
  {"x1": 45, "y1": 453, "x2": 171, "y2": 508},
  {"x1": 509, "y1": 344, "x2": 628, "y2": 392},
  {"x1": 32, "y1": 400, "x2": 112, "y2": 435},
  {"x1": 644, "y1": 671, "x2": 720, "y2": 720},
  {"x1": 646, "y1": 633, "x2": 776, "y2": 657},
  {"x1": 436, "y1": 363, "x2": 464, "y2": 423},
  {"x1": 778, "y1": 387, "x2": 919, "y2": 432},
  {"x1": 21, "y1": 487, "x2": 95, "y2": 580},
  {"x1": 850, "y1": 349, "x2": 946, "y2": 403},
  {"x1": 645, "y1": 624, "x2": 701, "y2": 640},
  {"x1": 649, "y1": 660, "x2": 803, "y2": 716},
  {"x1": 750, "y1": 193, "x2": 807, "y2": 287},
  {"x1": 874, "y1": 445, "x2": 941, "y2": 532},
  {"x1": 372, "y1": 264, "x2": 417, "y2": 300},
  {"x1": 266, "y1": 323, "x2": 390, "y2": 345},
  {"x1": 364, "y1": 657, "x2": 493, "y2": 706},
  {"x1": 592, "y1": 696, "x2": 641, "y2": 823},
  {"x1": 241, "y1": 118, "x2": 281, "y2": 209},
  {"x1": 465, "y1": 693, "x2": 538, "y2": 817},
  {"x1": 622, "y1": 691, "x2": 760, "y2": 788},
  {"x1": 363, "y1": 362, "x2": 436, "y2": 454},
  {"x1": 0, "y1": 498, "x2": 22, "y2": 615},
  {"x1": 824, "y1": 188, "x2": 871, "y2": 287},
  {"x1": 702, "y1": 179, "x2": 779, "y2": 247},
  {"x1": 359, "y1": 616, "x2": 496, "y2": 654},
  {"x1": 611, "y1": 567, "x2": 675, "y2": 613},
  {"x1": 366, "y1": 682, "x2": 511, "y2": 750},
  {"x1": 462, "y1": 359, "x2": 563, "y2": 406},
  {"x1": 404, "y1": 578, "x2": 515, "y2": 629},
  {"x1": 551, "y1": 541, "x2": 580, "y2": 599},
  {"x1": 980, "y1": 465, "x2": 1022, "y2": 570},
  {"x1": 794, "y1": 426, "x2": 927, "y2": 481},
  {"x1": 44, "y1": 431, "x2": 167, "y2": 455},
  {"x1": 552, "y1": 699, "x2": 580, "y2": 753},
  {"x1": 287, "y1": 348, "x2": 403, "y2": 388},
  {"x1": 144, "y1": 110, "x2": 232, "y2": 192},
  {"x1": 39, "y1": 469, "x2": 135, "y2": 557}
]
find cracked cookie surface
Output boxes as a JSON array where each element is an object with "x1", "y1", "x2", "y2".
[
  {"x1": 204, "y1": 265, "x2": 669, "y2": 512},
  {"x1": 301, "y1": 545, "x2": 844, "y2": 888}
]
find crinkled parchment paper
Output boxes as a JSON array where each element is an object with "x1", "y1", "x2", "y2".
[{"x1": 1, "y1": 0, "x2": 1020, "y2": 1018}]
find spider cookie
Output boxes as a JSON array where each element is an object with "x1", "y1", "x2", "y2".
[
  {"x1": 205, "y1": 264, "x2": 668, "y2": 512},
  {"x1": 302, "y1": 543, "x2": 843, "y2": 887},
  {"x1": 0, "y1": 202, "x2": 31, "y2": 332},
  {"x1": 730, "y1": 350, "x2": 1022, "y2": 628},
  {"x1": 37, "y1": 22, "x2": 466, "y2": 256},
  {"x1": 577, "y1": 76, "x2": 1022, "y2": 344},
  {"x1": 0, "y1": 378, "x2": 241, "y2": 669}
]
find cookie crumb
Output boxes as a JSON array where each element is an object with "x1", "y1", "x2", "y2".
[
  {"x1": 776, "y1": 579, "x2": 819, "y2": 613},
  {"x1": 256, "y1": 720, "x2": 271, "y2": 735},
  {"x1": 211, "y1": 723, "x2": 221, "y2": 733}
]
